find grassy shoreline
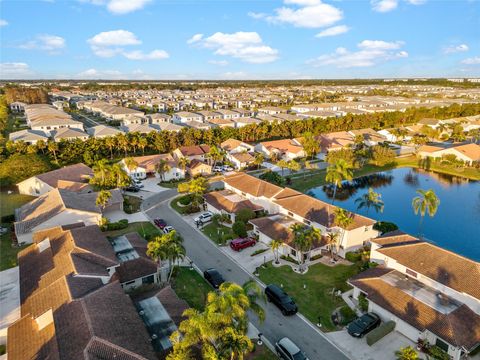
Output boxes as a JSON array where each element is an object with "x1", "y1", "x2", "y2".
[{"x1": 290, "y1": 156, "x2": 480, "y2": 193}]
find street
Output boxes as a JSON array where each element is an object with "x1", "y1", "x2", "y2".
[{"x1": 142, "y1": 191, "x2": 350, "y2": 360}]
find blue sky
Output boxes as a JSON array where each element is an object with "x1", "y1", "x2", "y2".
[{"x1": 1, "y1": 0, "x2": 479, "y2": 79}]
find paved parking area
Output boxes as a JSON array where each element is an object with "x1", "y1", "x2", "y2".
[
  {"x1": 326, "y1": 330, "x2": 420, "y2": 360},
  {"x1": 221, "y1": 242, "x2": 273, "y2": 273}
]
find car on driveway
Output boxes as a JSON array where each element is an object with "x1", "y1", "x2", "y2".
[
  {"x1": 265, "y1": 284, "x2": 298, "y2": 316},
  {"x1": 347, "y1": 312, "x2": 381, "y2": 338},
  {"x1": 163, "y1": 226, "x2": 175, "y2": 234},
  {"x1": 230, "y1": 237, "x2": 256, "y2": 251},
  {"x1": 154, "y1": 218, "x2": 167, "y2": 228},
  {"x1": 132, "y1": 179, "x2": 144, "y2": 188},
  {"x1": 125, "y1": 186, "x2": 140, "y2": 192},
  {"x1": 213, "y1": 166, "x2": 223, "y2": 173},
  {"x1": 194, "y1": 211, "x2": 213, "y2": 225},
  {"x1": 203, "y1": 268, "x2": 224, "y2": 289},
  {"x1": 275, "y1": 337, "x2": 309, "y2": 360}
]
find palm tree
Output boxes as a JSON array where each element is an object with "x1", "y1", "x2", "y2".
[
  {"x1": 333, "y1": 208, "x2": 354, "y2": 254},
  {"x1": 104, "y1": 136, "x2": 116, "y2": 159},
  {"x1": 177, "y1": 156, "x2": 190, "y2": 176},
  {"x1": 93, "y1": 159, "x2": 109, "y2": 185},
  {"x1": 138, "y1": 136, "x2": 148, "y2": 154},
  {"x1": 95, "y1": 190, "x2": 111, "y2": 212},
  {"x1": 253, "y1": 152, "x2": 264, "y2": 169},
  {"x1": 270, "y1": 239, "x2": 283, "y2": 264},
  {"x1": 325, "y1": 159, "x2": 353, "y2": 205},
  {"x1": 277, "y1": 159, "x2": 289, "y2": 176},
  {"x1": 325, "y1": 232, "x2": 340, "y2": 259},
  {"x1": 111, "y1": 163, "x2": 130, "y2": 188},
  {"x1": 116, "y1": 133, "x2": 129, "y2": 157},
  {"x1": 124, "y1": 157, "x2": 138, "y2": 174},
  {"x1": 355, "y1": 188, "x2": 384, "y2": 216},
  {"x1": 301, "y1": 131, "x2": 320, "y2": 159},
  {"x1": 287, "y1": 159, "x2": 301, "y2": 176},
  {"x1": 207, "y1": 145, "x2": 223, "y2": 167},
  {"x1": 217, "y1": 327, "x2": 253, "y2": 360},
  {"x1": 412, "y1": 189, "x2": 440, "y2": 236},
  {"x1": 36, "y1": 139, "x2": 46, "y2": 154},
  {"x1": 395, "y1": 346, "x2": 419, "y2": 360},
  {"x1": 147, "y1": 230, "x2": 185, "y2": 282},
  {"x1": 156, "y1": 159, "x2": 171, "y2": 182},
  {"x1": 47, "y1": 141, "x2": 59, "y2": 163}
]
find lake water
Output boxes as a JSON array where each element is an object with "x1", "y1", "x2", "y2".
[{"x1": 308, "y1": 167, "x2": 480, "y2": 261}]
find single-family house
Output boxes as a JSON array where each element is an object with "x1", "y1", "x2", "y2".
[
  {"x1": 417, "y1": 143, "x2": 480, "y2": 165},
  {"x1": 255, "y1": 138, "x2": 305, "y2": 160},
  {"x1": 121, "y1": 154, "x2": 184, "y2": 181},
  {"x1": 8, "y1": 129, "x2": 49, "y2": 144},
  {"x1": 319, "y1": 131, "x2": 355, "y2": 155},
  {"x1": 203, "y1": 190, "x2": 263, "y2": 222},
  {"x1": 86, "y1": 124, "x2": 124, "y2": 138},
  {"x1": 172, "y1": 144, "x2": 210, "y2": 162},
  {"x1": 349, "y1": 128, "x2": 388, "y2": 146},
  {"x1": 231, "y1": 117, "x2": 262, "y2": 128},
  {"x1": 187, "y1": 159, "x2": 212, "y2": 177},
  {"x1": 172, "y1": 111, "x2": 203, "y2": 124},
  {"x1": 52, "y1": 127, "x2": 89, "y2": 142}
]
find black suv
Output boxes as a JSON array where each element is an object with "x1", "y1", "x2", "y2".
[
  {"x1": 265, "y1": 284, "x2": 297, "y2": 316},
  {"x1": 347, "y1": 312, "x2": 381, "y2": 337},
  {"x1": 203, "y1": 268, "x2": 225, "y2": 289}
]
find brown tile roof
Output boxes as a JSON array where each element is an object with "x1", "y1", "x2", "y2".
[
  {"x1": 452, "y1": 143, "x2": 480, "y2": 161},
  {"x1": 223, "y1": 173, "x2": 283, "y2": 199},
  {"x1": 125, "y1": 232, "x2": 149, "y2": 259},
  {"x1": 418, "y1": 145, "x2": 443, "y2": 153},
  {"x1": 350, "y1": 270, "x2": 480, "y2": 350},
  {"x1": 130, "y1": 153, "x2": 176, "y2": 172},
  {"x1": 204, "y1": 190, "x2": 263, "y2": 214},
  {"x1": 260, "y1": 138, "x2": 304, "y2": 154},
  {"x1": 177, "y1": 144, "x2": 210, "y2": 156},
  {"x1": 231, "y1": 152, "x2": 254, "y2": 163},
  {"x1": 32, "y1": 163, "x2": 93, "y2": 188},
  {"x1": 188, "y1": 158, "x2": 211, "y2": 170},
  {"x1": 156, "y1": 286, "x2": 189, "y2": 327},
  {"x1": 319, "y1": 131, "x2": 354, "y2": 151},
  {"x1": 371, "y1": 231, "x2": 421, "y2": 247},
  {"x1": 349, "y1": 128, "x2": 387, "y2": 142},
  {"x1": 56, "y1": 180, "x2": 93, "y2": 193},
  {"x1": 221, "y1": 138, "x2": 244, "y2": 151},
  {"x1": 377, "y1": 242, "x2": 480, "y2": 300},
  {"x1": 115, "y1": 257, "x2": 157, "y2": 283}
]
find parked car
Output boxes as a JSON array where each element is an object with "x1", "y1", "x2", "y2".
[
  {"x1": 275, "y1": 337, "x2": 309, "y2": 360},
  {"x1": 230, "y1": 237, "x2": 256, "y2": 251},
  {"x1": 203, "y1": 268, "x2": 224, "y2": 289},
  {"x1": 163, "y1": 226, "x2": 175, "y2": 234},
  {"x1": 154, "y1": 218, "x2": 167, "y2": 228},
  {"x1": 125, "y1": 186, "x2": 140, "y2": 192},
  {"x1": 222, "y1": 165, "x2": 233, "y2": 171},
  {"x1": 265, "y1": 284, "x2": 298, "y2": 316},
  {"x1": 213, "y1": 166, "x2": 223, "y2": 173},
  {"x1": 132, "y1": 179, "x2": 144, "y2": 188},
  {"x1": 347, "y1": 312, "x2": 381, "y2": 338},
  {"x1": 194, "y1": 211, "x2": 213, "y2": 225}
]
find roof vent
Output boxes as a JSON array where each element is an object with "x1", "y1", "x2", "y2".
[{"x1": 151, "y1": 334, "x2": 158, "y2": 340}]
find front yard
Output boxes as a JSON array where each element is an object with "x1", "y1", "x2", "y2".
[
  {"x1": 0, "y1": 225, "x2": 26, "y2": 271},
  {"x1": 171, "y1": 266, "x2": 212, "y2": 311},
  {"x1": 0, "y1": 192, "x2": 35, "y2": 217},
  {"x1": 258, "y1": 262, "x2": 361, "y2": 331},
  {"x1": 123, "y1": 195, "x2": 142, "y2": 214},
  {"x1": 103, "y1": 221, "x2": 161, "y2": 239},
  {"x1": 201, "y1": 222, "x2": 235, "y2": 245}
]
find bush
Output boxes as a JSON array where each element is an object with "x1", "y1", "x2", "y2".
[
  {"x1": 185, "y1": 204, "x2": 200, "y2": 214},
  {"x1": 232, "y1": 221, "x2": 247, "y2": 238},
  {"x1": 235, "y1": 208, "x2": 256, "y2": 223},
  {"x1": 280, "y1": 255, "x2": 299, "y2": 265},
  {"x1": 345, "y1": 252, "x2": 362, "y2": 262},
  {"x1": 358, "y1": 293, "x2": 369, "y2": 312},
  {"x1": 1, "y1": 214, "x2": 15, "y2": 223},
  {"x1": 259, "y1": 171, "x2": 285, "y2": 186},
  {"x1": 373, "y1": 221, "x2": 399, "y2": 234},
  {"x1": 0, "y1": 154, "x2": 53, "y2": 186},
  {"x1": 339, "y1": 306, "x2": 357, "y2": 325},
  {"x1": 366, "y1": 321, "x2": 395, "y2": 346},
  {"x1": 250, "y1": 248, "x2": 268, "y2": 257},
  {"x1": 105, "y1": 219, "x2": 129, "y2": 231},
  {"x1": 177, "y1": 182, "x2": 190, "y2": 193},
  {"x1": 178, "y1": 194, "x2": 192, "y2": 206},
  {"x1": 428, "y1": 346, "x2": 450, "y2": 360}
]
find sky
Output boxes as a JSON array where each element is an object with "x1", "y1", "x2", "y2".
[{"x1": 1, "y1": 0, "x2": 479, "y2": 80}]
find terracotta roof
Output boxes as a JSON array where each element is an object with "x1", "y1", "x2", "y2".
[
  {"x1": 221, "y1": 138, "x2": 244, "y2": 151},
  {"x1": 451, "y1": 143, "x2": 480, "y2": 161},
  {"x1": 350, "y1": 269, "x2": 480, "y2": 350},
  {"x1": 377, "y1": 242, "x2": 480, "y2": 300},
  {"x1": 204, "y1": 190, "x2": 263, "y2": 214},
  {"x1": 319, "y1": 131, "x2": 354, "y2": 151},
  {"x1": 231, "y1": 152, "x2": 254, "y2": 163},
  {"x1": 177, "y1": 144, "x2": 210, "y2": 156},
  {"x1": 30, "y1": 163, "x2": 93, "y2": 188},
  {"x1": 260, "y1": 138, "x2": 304, "y2": 154},
  {"x1": 371, "y1": 231, "x2": 421, "y2": 247},
  {"x1": 56, "y1": 180, "x2": 93, "y2": 193},
  {"x1": 223, "y1": 173, "x2": 283, "y2": 199},
  {"x1": 418, "y1": 145, "x2": 443, "y2": 153},
  {"x1": 129, "y1": 153, "x2": 176, "y2": 172}
]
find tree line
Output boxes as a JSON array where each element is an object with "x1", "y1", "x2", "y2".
[{"x1": 2, "y1": 86, "x2": 48, "y2": 104}]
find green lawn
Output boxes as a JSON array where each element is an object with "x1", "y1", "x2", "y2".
[
  {"x1": 158, "y1": 179, "x2": 185, "y2": 188},
  {"x1": 172, "y1": 267, "x2": 212, "y2": 311},
  {"x1": 258, "y1": 262, "x2": 361, "y2": 331},
  {"x1": 248, "y1": 345, "x2": 278, "y2": 360},
  {"x1": 123, "y1": 195, "x2": 142, "y2": 214},
  {"x1": 0, "y1": 225, "x2": 27, "y2": 271},
  {"x1": 289, "y1": 156, "x2": 480, "y2": 193},
  {"x1": 103, "y1": 221, "x2": 161, "y2": 239},
  {"x1": 0, "y1": 192, "x2": 35, "y2": 217},
  {"x1": 201, "y1": 222, "x2": 235, "y2": 245}
]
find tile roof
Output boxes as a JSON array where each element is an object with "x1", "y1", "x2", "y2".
[
  {"x1": 377, "y1": 242, "x2": 480, "y2": 300},
  {"x1": 231, "y1": 152, "x2": 254, "y2": 163},
  {"x1": 204, "y1": 190, "x2": 263, "y2": 214},
  {"x1": 33, "y1": 163, "x2": 93, "y2": 188},
  {"x1": 223, "y1": 173, "x2": 283, "y2": 199},
  {"x1": 260, "y1": 138, "x2": 304, "y2": 154},
  {"x1": 156, "y1": 286, "x2": 189, "y2": 327},
  {"x1": 177, "y1": 144, "x2": 210, "y2": 156},
  {"x1": 114, "y1": 257, "x2": 157, "y2": 283},
  {"x1": 371, "y1": 231, "x2": 421, "y2": 247}
]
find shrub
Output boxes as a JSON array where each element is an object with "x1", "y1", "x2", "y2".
[
  {"x1": 177, "y1": 182, "x2": 190, "y2": 193},
  {"x1": 1, "y1": 214, "x2": 15, "y2": 223},
  {"x1": 232, "y1": 221, "x2": 247, "y2": 238},
  {"x1": 185, "y1": 204, "x2": 200, "y2": 214},
  {"x1": 373, "y1": 221, "x2": 399, "y2": 234},
  {"x1": 250, "y1": 248, "x2": 268, "y2": 257},
  {"x1": 345, "y1": 252, "x2": 362, "y2": 263},
  {"x1": 259, "y1": 171, "x2": 285, "y2": 186},
  {"x1": 358, "y1": 293, "x2": 369, "y2": 312},
  {"x1": 178, "y1": 194, "x2": 192, "y2": 206},
  {"x1": 310, "y1": 254, "x2": 322, "y2": 261},
  {"x1": 366, "y1": 321, "x2": 395, "y2": 346},
  {"x1": 339, "y1": 306, "x2": 357, "y2": 325},
  {"x1": 394, "y1": 346, "x2": 419, "y2": 360},
  {"x1": 235, "y1": 208, "x2": 255, "y2": 224},
  {"x1": 105, "y1": 219, "x2": 129, "y2": 231},
  {"x1": 280, "y1": 255, "x2": 299, "y2": 264},
  {"x1": 370, "y1": 145, "x2": 396, "y2": 166},
  {"x1": 428, "y1": 346, "x2": 450, "y2": 360}
]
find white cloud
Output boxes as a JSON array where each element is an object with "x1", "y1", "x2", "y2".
[
  {"x1": 406, "y1": 0, "x2": 426, "y2": 4},
  {"x1": 307, "y1": 39, "x2": 408, "y2": 68},
  {"x1": 76, "y1": 68, "x2": 123, "y2": 79},
  {"x1": 122, "y1": 49, "x2": 169, "y2": 60},
  {"x1": 187, "y1": 34, "x2": 204, "y2": 44},
  {"x1": 209, "y1": 60, "x2": 229, "y2": 66},
  {"x1": 315, "y1": 25, "x2": 349, "y2": 38},
  {"x1": 462, "y1": 57, "x2": 480, "y2": 65},
  {"x1": 192, "y1": 31, "x2": 279, "y2": 64},
  {"x1": 19, "y1": 34, "x2": 66, "y2": 54},
  {"x1": 87, "y1": 30, "x2": 167, "y2": 60},
  {"x1": 0, "y1": 63, "x2": 32, "y2": 78},
  {"x1": 249, "y1": 0, "x2": 343, "y2": 28},
  {"x1": 443, "y1": 44, "x2": 469, "y2": 54},
  {"x1": 79, "y1": 0, "x2": 151, "y2": 14},
  {"x1": 0, "y1": 19, "x2": 8, "y2": 27},
  {"x1": 371, "y1": 0, "x2": 398, "y2": 12}
]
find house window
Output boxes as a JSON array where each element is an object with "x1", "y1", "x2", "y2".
[
  {"x1": 303, "y1": 219, "x2": 311, "y2": 226},
  {"x1": 290, "y1": 249, "x2": 297, "y2": 257},
  {"x1": 288, "y1": 212, "x2": 293, "y2": 217},
  {"x1": 142, "y1": 275, "x2": 155, "y2": 284},
  {"x1": 435, "y1": 338, "x2": 449, "y2": 352},
  {"x1": 406, "y1": 269, "x2": 417, "y2": 278}
]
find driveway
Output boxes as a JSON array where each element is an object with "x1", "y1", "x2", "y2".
[
  {"x1": 143, "y1": 194, "x2": 350, "y2": 360},
  {"x1": 326, "y1": 330, "x2": 419, "y2": 360},
  {"x1": 107, "y1": 210, "x2": 148, "y2": 223},
  {"x1": 0, "y1": 267, "x2": 20, "y2": 344},
  {"x1": 221, "y1": 242, "x2": 273, "y2": 273}
]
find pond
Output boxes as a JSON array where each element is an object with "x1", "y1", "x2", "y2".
[{"x1": 308, "y1": 167, "x2": 480, "y2": 261}]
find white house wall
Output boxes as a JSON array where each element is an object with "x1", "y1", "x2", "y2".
[{"x1": 17, "y1": 178, "x2": 53, "y2": 197}]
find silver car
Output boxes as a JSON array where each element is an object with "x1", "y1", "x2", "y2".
[{"x1": 275, "y1": 337, "x2": 309, "y2": 360}]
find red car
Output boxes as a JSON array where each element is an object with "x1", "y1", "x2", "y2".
[
  {"x1": 230, "y1": 237, "x2": 256, "y2": 251},
  {"x1": 154, "y1": 218, "x2": 167, "y2": 228}
]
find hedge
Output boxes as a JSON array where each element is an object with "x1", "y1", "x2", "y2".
[
  {"x1": 345, "y1": 252, "x2": 362, "y2": 262},
  {"x1": 106, "y1": 219, "x2": 129, "y2": 231},
  {"x1": 366, "y1": 321, "x2": 395, "y2": 346}
]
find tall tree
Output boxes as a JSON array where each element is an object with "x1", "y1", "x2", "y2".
[
  {"x1": 412, "y1": 189, "x2": 440, "y2": 235},
  {"x1": 253, "y1": 152, "x2": 264, "y2": 169},
  {"x1": 93, "y1": 159, "x2": 109, "y2": 185},
  {"x1": 95, "y1": 190, "x2": 111, "y2": 212},
  {"x1": 177, "y1": 156, "x2": 190, "y2": 175},
  {"x1": 325, "y1": 232, "x2": 340, "y2": 259},
  {"x1": 301, "y1": 131, "x2": 320, "y2": 159},
  {"x1": 355, "y1": 188, "x2": 384, "y2": 215},
  {"x1": 155, "y1": 159, "x2": 171, "y2": 182},
  {"x1": 47, "y1": 141, "x2": 59, "y2": 163},
  {"x1": 333, "y1": 208, "x2": 354, "y2": 253},
  {"x1": 270, "y1": 239, "x2": 283, "y2": 264},
  {"x1": 277, "y1": 159, "x2": 289, "y2": 176},
  {"x1": 325, "y1": 159, "x2": 353, "y2": 205},
  {"x1": 207, "y1": 145, "x2": 224, "y2": 167},
  {"x1": 124, "y1": 157, "x2": 139, "y2": 173},
  {"x1": 147, "y1": 230, "x2": 185, "y2": 282}
]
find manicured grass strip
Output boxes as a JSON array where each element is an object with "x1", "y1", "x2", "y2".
[
  {"x1": 258, "y1": 262, "x2": 361, "y2": 331},
  {"x1": 170, "y1": 196, "x2": 189, "y2": 215},
  {"x1": 104, "y1": 221, "x2": 161, "y2": 239},
  {"x1": 172, "y1": 267, "x2": 212, "y2": 311},
  {"x1": 0, "y1": 193, "x2": 36, "y2": 217},
  {"x1": 0, "y1": 225, "x2": 27, "y2": 271},
  {"x1": 201, "y1": 222, "x2": 235, "y2": 245}
]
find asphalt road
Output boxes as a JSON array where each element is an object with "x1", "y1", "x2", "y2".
[{"x1": 142, "y1": 191, "x2": 350, "y2": 360}]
